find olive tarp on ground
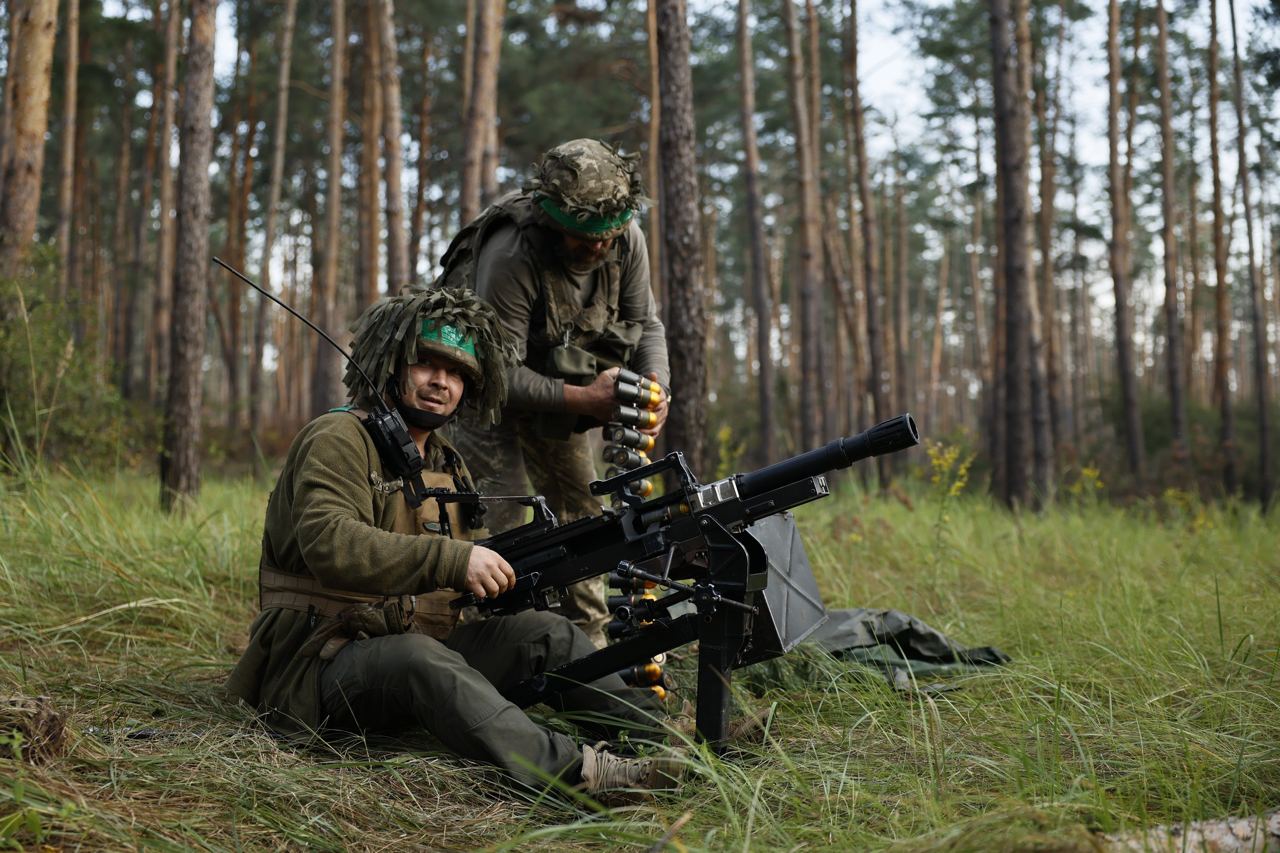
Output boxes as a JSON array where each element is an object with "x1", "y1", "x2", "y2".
[{"x1": 807, "y1": 608, "x2": 1011, "y2": 691}]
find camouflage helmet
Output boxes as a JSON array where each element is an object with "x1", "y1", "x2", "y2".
[
  {"x1": 526, "y1": 138, "x2": 649, "y2": 241},
  {"x1": 345, "y1": 287, "x2": 519, "y2": 427}
]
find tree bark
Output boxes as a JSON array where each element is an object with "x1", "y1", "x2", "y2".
[
  {"x1": 1107, "y1": 0, "x2": 1145, "y2": 480},
  {"x1": 894, "y1": 152, "x2": 910, "y2": 420},
  {"x1": 929, "y1": 232, "x2": 951, "y2": 428},
  {"x1": 0, "y1": 9, "x2": 24, "y2": 203},
  {"x1": 656, "y1": 0, "x2": 706, "y2": 475},
  {"x1": 1228, "y1": 0, "x2": 1273, "y2": 510},
  {"x1": 460, "y1": 0, "x2": 475, "y2": 127},
  {"x1": 737, "y1": 0, "x2": 775, "y2": 466},
  {"x1": 55, "y1": 0, "x2": 78, "y2": 301},
  {"x1": 1032, "y1": 4, "x2": 1066, "y2": 483},
  {"x1": 311, "y1": 0, "x2": 346, "y2": 418},
  {"x1": 1156, "y1": 0, "x2": 1188, "y2": 468},
  {"x1": 124, "y1": 11, "x2": 163, "y2": 402},
  {"x1": 989, "y1": 0, "x2": 1033, "y2": 508},
  {"x1": 250, "y1": 0, "x2": 299, "y2": 439},
  {"x1": 357, "y1": 0, "x2": 383, "y2": 307},
  {"x1": 111, "y1": 80, "x2": 134, "y2": 378},
  {"x1": 782, "y1": 0, "x2": 823, "y2": 451},
  {"x1": 377, "y1": 0, "x2": 409, "y2": 294},
  {"x1": 1207, "y1": 0, "x2": 1236, "y2": 493},
  {"x1": 459, "y1": 0, "x2": 501, "y2": 226},
  {"x1": 646, "y1": 0, "x2": 663, "y2": 308},
  {"x1": 0, "y1": 0, "x2": 57, "y2": 279},
  {"x1": 160, "y1": 0, "x2": 216, "y2": 513},
  {"x1": 838, "y1": 57, "x2": 866, "y2": 436},
  {"x1": 409, "y1": 32, "x2": 431, "y2": 279},
  {"x1": 479, "y1": 3, "x2": 504, "y2": 208},
  {"x1": 849, "y1": 0, "x2": 889, "y2": 485},
  {"x1": 150, "y1": 0, "x2": 182, "y2": 399},
  {"x1": 1184, "y1": 77, "x2": 1205, "y2": 406}
]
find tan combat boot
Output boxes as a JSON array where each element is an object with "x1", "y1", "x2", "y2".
[{"x1": 579, "y1": 742, "x2": 681, "y2": 805}]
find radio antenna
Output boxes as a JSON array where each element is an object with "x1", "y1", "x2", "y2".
[{"x1": 212, "y1": 256, "x2": 386, "y2": 406}]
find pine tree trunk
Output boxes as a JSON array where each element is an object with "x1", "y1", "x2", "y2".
[
  {"x1": 849, "y1": 0, "x2": 889, "y2": 485},
  {"x1": 989, "y1": 0, "x2": 1034, "y2": 508},
  {"x1": 737, "y1": 0, "x2": 775, "y2": 466},
  {"x1": 894, "y1": 158, "x2": 910, "y2": 418},
  {"x1": 250, "y1": 0, "x2": 298, "y2": 440},
  {"x1": 111, "y1": 82, "x2": 133, "y2": 380},
  {"x1": 782, "y1": 0, "x2": 823, "y2": 451},
  {"x1": 1033, "y1": 7, "x2": 1067, "y2": 472},
  {"x1": 0, "y1": 10, "x2": 24, "y2": 203},
  {"x1": 459, "y1": 0, "x2": 500, "y2": 226},
  {"x1": 150, "y1": 0, "x2": 182, "y2": 399},
  {"x1": 646, "y1": 0, "x2": 663, "y2": 308},
  {"x1": 1156, "y1": 0, "x2": 1188, "y2": 469},
  {"x1": 124, "y1": 20, "x2": 163, "y2": 402},
  {"x1": 1207, "y1": 0, "x2": 1236, "y2": 493},
  {"x1": 656, "y1": 0, "x2": 706, "y2": 475},
  {"x1": 1228, "y1": 0, "x2": 1273, "y2": 510},
  {"x1": 358, "y1": 0, "x2": 383, "y2": 307},
  {"x1": 969, "y1": 121, "x2": 989, "y2": 395},
  {"x1": 1067, "y1": 116, "x2": 1086, "y2": 448},
  {"x1": 1107, "y1": 0, "x2": 1145, "y2": 480},
  {"x1": 409, "y1": 32, "x2": 431, "y2": 278},
  {"x1": 838, "y1": 51, "x2": 866, "y2": 435},
  {"x1": 55, "y1": 0, "x2": 78, "y2": 301},
  {"x1": 160, "y1": 0, "x2": 215, "y2": 513},
  {"x1": 1185, "y1": 87, "x2": 1204, "y2": 406},
  {"x1": 0, "y1": 0, "x2": 57, "y2": 279},
  {"x1": 312, "y1": 0, "x2": 347, "y2": 418},
  {"x1": 377, "y1": 0, "x2": 409, "y2": 294},
  {"x1": 929, "y1": 233, "x2": 950, "y2": 427},
  {"x1": 479, "y1": 2, "x2": 505, "y2": 208}
]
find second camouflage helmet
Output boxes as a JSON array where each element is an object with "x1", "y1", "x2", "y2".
[
  {"x1": 527, "y1": 138, "x2": 648, "y2": 241},
  {"x1": 344, "y1": 287, "x2": 518, "y2": 427}
]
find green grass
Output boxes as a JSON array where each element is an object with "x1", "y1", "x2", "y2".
[{"x1": 1, "y1": 468, "x2": 1277, "y2": 850}]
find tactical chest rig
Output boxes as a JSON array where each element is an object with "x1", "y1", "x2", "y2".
[
  {"x1": 258, "y1": 417, "x2": 486, "y2": 652},
  {"x1": 439, "y1": 193, "x2": 645, "y2": 437}
]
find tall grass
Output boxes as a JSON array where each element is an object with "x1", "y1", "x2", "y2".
[{"x1": 1, "y1": 468, "x2": 1277, "y2": 850}]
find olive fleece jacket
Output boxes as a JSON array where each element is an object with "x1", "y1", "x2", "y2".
[
  {"x1": 226, "y1": 412, "x2": 474, "y2": 732},
  {"x1": 474, "y1": 218, "x2": 670, "y2": 412}
]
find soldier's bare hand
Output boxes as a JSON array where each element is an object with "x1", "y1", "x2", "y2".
[
  {"x1": 638, "y1": 371, "x2": 670, "y2": 437},
  {"x1": 464, "y1": 546, "x2": 516, "y2": 598},
  {"x1": 563, "y1": 367, "x2": 621, "y2": 424}
]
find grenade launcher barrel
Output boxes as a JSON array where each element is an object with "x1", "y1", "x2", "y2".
[{"x1": 735, "y1": 414, "x2": 919, "y2": 500}]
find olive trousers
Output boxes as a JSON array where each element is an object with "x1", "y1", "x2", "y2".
[
  {"x1": 317, "y1": 610, "x2": 654, "y2": 789},
  {"x1": 447, "y1": 414, "x2": 610, "y2": 647}
]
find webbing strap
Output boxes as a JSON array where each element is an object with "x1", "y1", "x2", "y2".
[{"x1": 258, "y1": 567, "x2": 415, "y2": 620}]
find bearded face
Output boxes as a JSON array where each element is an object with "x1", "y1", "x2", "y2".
[{"x1": 558, "y1": 233, "x2": 616, "y2": 273}]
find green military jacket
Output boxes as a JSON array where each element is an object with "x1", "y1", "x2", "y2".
[
  {"x1": 439, "y1": 192, "x2": 670, "y2": 417},
  {"x1": 226, "y1": 411, "x2": 479, "y2": 733}
]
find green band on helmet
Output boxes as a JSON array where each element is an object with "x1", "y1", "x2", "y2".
[
  {"x1": 420, "y1": 320, "x2": 477, "y2": 358},
  {"x1": 537, "y1": 197, "x2": 633, "y2": 236}
]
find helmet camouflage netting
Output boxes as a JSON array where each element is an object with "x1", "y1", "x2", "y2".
[
  {"x1": 525, "y1": 138, "x2": 651, "y2": 240},
  {"x1": 345, "y1": 287, "x2": 518, "y2": 427}
]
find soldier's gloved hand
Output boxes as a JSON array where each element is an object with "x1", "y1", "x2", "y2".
[
  {"x1": 463, "y1": 546, "x2": 516, "y2": 599},
  {"x1": 563, "y1": 366, "x2": 621, "y2": 424},
  {"x1": 638, "y1": 371, "x2": 670, "y2": 438}
]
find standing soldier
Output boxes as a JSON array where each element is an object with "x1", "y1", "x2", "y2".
[
  {"x1": 227, "y1": 288, "x2": 675, "y2": 800},
  {"x1": 442, "y1": 139, "x2": 672, "y2": 648}
]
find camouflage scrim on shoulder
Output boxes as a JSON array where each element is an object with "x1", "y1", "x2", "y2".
[
  {"x1": 524, "y1": 139, "x2": 652, "y2": 239},
  {"x1": 345, "y1": 287, "x2": 519, "y2": 427}
]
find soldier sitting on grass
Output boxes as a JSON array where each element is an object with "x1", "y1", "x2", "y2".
[{"x1": 226, "y1": 287, "x2": 676, "y2": 801}]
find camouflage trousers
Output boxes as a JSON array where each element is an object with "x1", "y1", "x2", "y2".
[
  {"x1": 447, "y1": 413, "x2": 610, "y2": 648},
  {"x1": 318, "y1": 611, "x2": 658, "y2": 789}
]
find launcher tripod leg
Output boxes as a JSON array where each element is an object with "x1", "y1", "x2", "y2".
[{"x1": 694, "y1": 610, "x2": 738, "y2": 752}]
